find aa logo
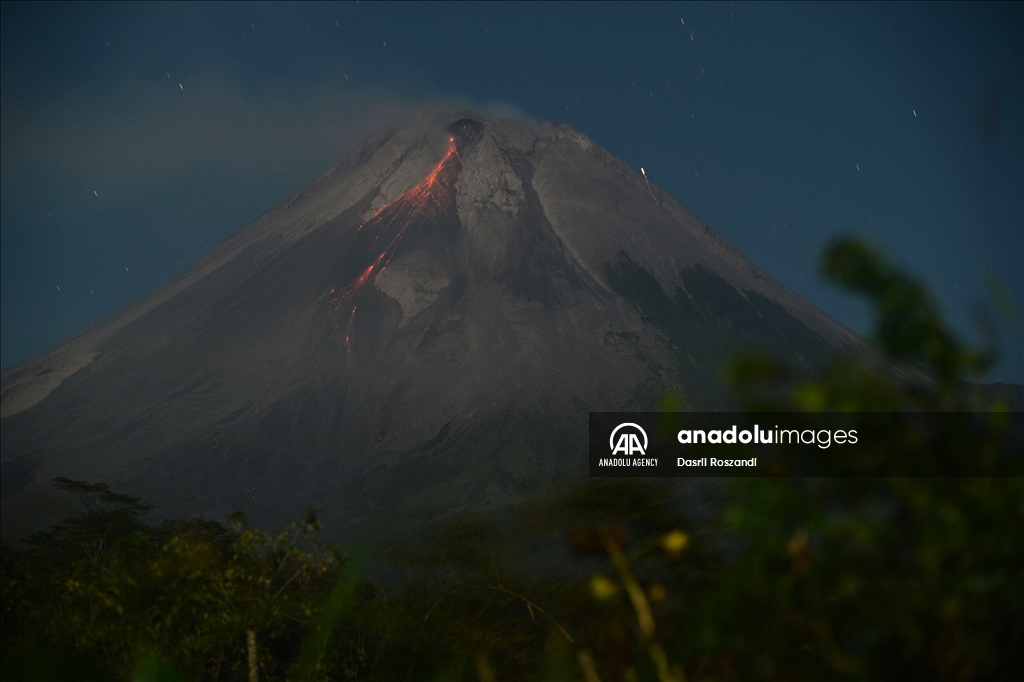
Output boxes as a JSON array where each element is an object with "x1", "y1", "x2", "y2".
[{"x1": 610, "y1": 423, "x2": 648, "y2": 456}]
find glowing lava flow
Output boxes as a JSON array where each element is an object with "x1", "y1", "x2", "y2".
[{"x1": 320, "y1": 136, "x2": 463, "y2": 352}]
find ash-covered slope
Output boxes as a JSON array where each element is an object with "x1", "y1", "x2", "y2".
[{"x1": 1, "y1": 112, "x2": 858, "y2": 540}]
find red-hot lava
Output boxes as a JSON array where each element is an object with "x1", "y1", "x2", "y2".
[{"x1": 320, "y1": 135, "x2": 464, "y2": 352}]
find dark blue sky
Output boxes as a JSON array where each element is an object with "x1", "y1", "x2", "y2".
[{"x1": 2, "y1": 1, "x2": 1022, "y2": 381}]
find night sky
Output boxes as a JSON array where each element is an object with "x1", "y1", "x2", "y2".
[{"x1": 2, "y1": 2, "x2": 1021, "y2": 382}]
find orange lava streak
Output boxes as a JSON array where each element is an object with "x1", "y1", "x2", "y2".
[
  {"x1": 321, "y1": 137, "x2": 462, "y2": 351},
  {"x1": 343, "y1": 305, "x2": 357, "y2": 354}
]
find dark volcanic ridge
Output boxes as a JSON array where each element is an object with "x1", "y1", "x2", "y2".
[{"x1": 1, "y1": 111, "x2": 861, "y2": 541}]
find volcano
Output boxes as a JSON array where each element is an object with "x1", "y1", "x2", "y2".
[{"x1": 1, "y1": 112, "x2": 860, "y2": 541}]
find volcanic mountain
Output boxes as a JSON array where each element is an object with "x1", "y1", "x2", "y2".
[{"x1": 1, "y1": 112, "x2": 860, "y2": 540}]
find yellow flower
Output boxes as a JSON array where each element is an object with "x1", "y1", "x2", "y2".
[
  {"x1": 660, "y1": 530, "x2": 690, "y2": 558},
  {"x1": 589, "y1": 574, "x2": 619, "y2": 601}
]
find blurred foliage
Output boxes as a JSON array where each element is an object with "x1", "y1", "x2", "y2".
[
  {"x1": 2, "y1": 236, "x2": 1021, "y2": 681},
  {"x1": 684, "y1": 237, "x2": 1022, "y2": 680},
  {"x1": 1, "y1": 494, "x2": 367, "y2": 681}
]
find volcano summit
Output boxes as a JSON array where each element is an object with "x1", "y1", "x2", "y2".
[{"x1": 1, "y1": 112, "x2": 859, "y2": 540}]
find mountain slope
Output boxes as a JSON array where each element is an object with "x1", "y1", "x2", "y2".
[{"x1": 1, "y1": 111, "x2": 860, "y2": 540}]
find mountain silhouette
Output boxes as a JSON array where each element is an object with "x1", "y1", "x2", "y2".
[{"x1": 1, "y1": 111, "x2": 861, "y2": 541}]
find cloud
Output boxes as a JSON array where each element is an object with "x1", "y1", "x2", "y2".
[
  {"x1": 0, "y1": 78, "x2": 393, "y2": 212},
  {"x1": 1, "y1": 70, "x2": 535, "y2": 221}
]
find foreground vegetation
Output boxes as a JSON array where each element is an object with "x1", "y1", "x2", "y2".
[{"x1": 2, "y1": 238, "x2": 1021, "y2": 681}]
